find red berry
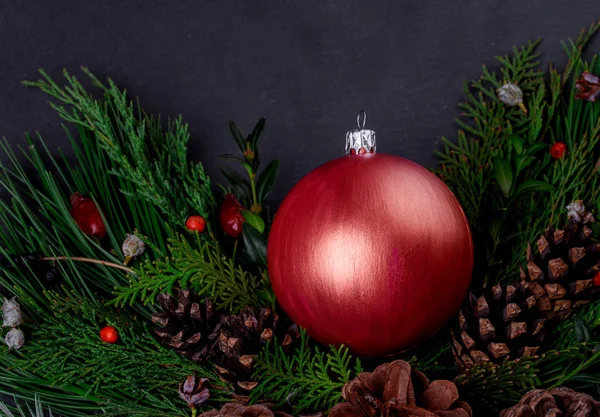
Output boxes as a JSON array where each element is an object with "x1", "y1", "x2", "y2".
[
  {"x1": 550, "y1": 142, "x2": 567, "y2": 159},
  {"x1": 594, "y1": 271, "x2": 600, "y2": 287},
  {"x1": 100, "y1": 325, "x2": 118, "y2": 343},
  {"x1": 220, "y1": 194, "x2": 245, "y2": 238},
  {"x1": 186, "y1": 215, "x2": 206, "y2": 232},
  {"x1": 70, "y1": 193, "x2": 107, "y2": 238}
]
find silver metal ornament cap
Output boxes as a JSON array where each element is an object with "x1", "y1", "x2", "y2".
[{"x1": 345, "y1": 110, "x2": 376, "y2": 155}]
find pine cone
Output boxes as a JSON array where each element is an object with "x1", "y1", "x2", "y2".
[
  {"x1": 152, "y1": 290, "x2": 218, "y2": 362},
  {"x1": 329, "y1": 360, "x2": 472, "y2": 417},
  {"x1": 206, "y1": 307, "x2": 300, "y2": 393},
  {"x1": 199, "y1": 403, "x2": 296, "y2": 417},
  {"x1": 452, "y1": 222, "x2": 600, "y2": 370},
  {"x1": 500, "y1": 387, "x2": 600, "y2": 417},
  {"x1": 178, "y1": 374, "x2": 210, "y2": 408}
]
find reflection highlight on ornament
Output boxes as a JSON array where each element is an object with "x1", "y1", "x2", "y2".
[{"x1": 315, "y1": 226, "x2": 373, "y2": 291}]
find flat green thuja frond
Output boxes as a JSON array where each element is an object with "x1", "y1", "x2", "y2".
[
  {"x1": 250, "y1": 329, "x2": 361, "y2": 414},
  {"x1": 24, "y1": 68, "x2": 214, "y2": 227},
  {"x1": 111, "y1": 233, "x2": 262, "y2": 313}
]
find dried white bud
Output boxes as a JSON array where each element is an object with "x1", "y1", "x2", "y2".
[
  {"x1": 122, "y1": 234, "x2": 145, "y2": 260},
  {"x1": 497, "y1": 83, "x2": 528, "y2": 113},
  {"x1": 497, "y1": 83, "x2": 523, "y2": 107},
  {"x1": 5, "y1": 328, "x2": 24, "y2": 350},
  {"x1": 567, "y1": 200, "x2": 595, "y2": 224},
  {"x1": 2, "y1": 297, "x2": 21, "y2": 328}
]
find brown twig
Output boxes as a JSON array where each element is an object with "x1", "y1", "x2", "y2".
[{"x1": 40, "y1": 256, "x2": 133, "y2": 274}]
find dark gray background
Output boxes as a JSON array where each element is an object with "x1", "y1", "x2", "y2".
[{"x1": 1, "y1": 1, "x2": 599, "y2": 203}]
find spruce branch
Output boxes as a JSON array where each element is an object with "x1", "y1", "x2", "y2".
[
  {"x1": 250, "y1": 329, "x2": 362, "y2": 414},
  {"x1": 111, "y1": 233, "x2": 263, "y2": 314}
]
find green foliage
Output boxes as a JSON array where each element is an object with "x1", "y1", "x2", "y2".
[
  {"x1": 8, "y1": 291, "x2": 230, "y2": 417},
  {"x1": 436, "y1": 21, "x2": 600, "y2": 288},
  {"x1": 455, "y1": 357, "x2": 540, "y2": 411},
  {"x1": 0, "y1": 130, "x2": 159, "y2": 322},
  {"x1": 219, "y1": 119, "x2": 279, "y2": 266},
  {"x1": 111, "y1": 233, "x2": 264, "y2": 313},
  {"x1": 25, "y1": 68, "x2": 214, "y2": 226},
  {"x1": 0, "y1": 396, "x2": 54, "y2": 417},
  {"x1": 250, "y1": 329, "x2": 362, "y2": 414}
]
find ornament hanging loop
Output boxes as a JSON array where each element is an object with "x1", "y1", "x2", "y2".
[
  {"x1": 357, "y1": 110, "x2": 367, "y2": 129},
  {"x1": 346, "y1": 111, "x2": 376, "y2": 155}
]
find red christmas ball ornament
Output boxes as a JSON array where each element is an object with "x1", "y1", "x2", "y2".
[
  {"x1": 268, "y1": 113, "x2": 474, "y2": 357},
  {"x1": 100, "y1": 325, "x2": 119, "y2": 343},
  {"x1": 186, "y1": 215, "x2": 206, "y2": 233},
  {"x1": 551, "y1": 142, "x2": 567, "y2": 159},
  {"x1": 220, "y1": 194, "x2": 245, "y2": 238},
  {"x1": 70, "y1": 193, "x2": 107, "y2": 239}
]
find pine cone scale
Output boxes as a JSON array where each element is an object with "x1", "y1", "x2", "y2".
[{"x1": 453, "y1": 222, "x2": 600, "y2": 370}]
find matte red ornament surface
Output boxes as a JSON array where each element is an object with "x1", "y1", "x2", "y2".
[{"x1": 268, "y1": 153, "x2": 473, "y2": 357}]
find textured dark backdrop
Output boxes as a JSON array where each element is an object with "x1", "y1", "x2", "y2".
[{"x1": 1, "y1": 1, "x2": 599, "y2": 204}]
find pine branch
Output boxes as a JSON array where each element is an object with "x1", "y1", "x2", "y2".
[
  {"x1": 0, "y1": 132, "x2": 158, "y2": 321},
  {"x1": 435, "y1": 24, "x2": 600, "y2": 288},
  {"x1": 250, "y1": 329, "x2": 362, "y2": 414},
  {"x1": 454, "y1": 356, "x2": 540, "y2": 411},
  {"x1": 0, "y1": 395, "x2": 54, "y2": 417},
  {"x1": 24, "y1": 68, "x2": 215, "y2": 226},
  {"x1": 111, "y1": 233, "x2": 263, "y2": 314},
  {"x1": 7, "y1": 290, "x2": 231, "y2": 417}
]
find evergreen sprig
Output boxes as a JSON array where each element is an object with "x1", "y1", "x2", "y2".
[
  {"x1": 454, "y1": 356, "x2": 540, "y2": 411},
  {"x1": 436, "y1": 21, "x2": 600, "y2": 288},
  {"x1": 250, "y1": 329, "x2": 362, "y2": 414},
  {"x1": 0, "y1": 131, "x2": 158, "y2": 321},
  {"x1": 111, "y1": 233, "x2": 263, "y2": 313},
  {"x1": 24, "y1": 68, "x2": 214, "y2": 226},
  {"x1": 11, "y1": 291, "x2": 230, "y2": 417},
  {"x1": 0, "y1": 395, "x2": 54, "y2": 417}
]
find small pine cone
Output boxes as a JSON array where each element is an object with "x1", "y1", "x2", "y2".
[
  {"x1": 500, "y1": 387, "x2": 600, "y2": 417},
  {"x1": 206, "y1": 307, "x2": 300, "y2": 394},
  {"x1": 152, "y1": 290, "x2": 219, "y2": 362},
  {"x1": 452, "y1": 222, "x2": 600, "y2": 371},
  {"x1": 329, "y1": 360, "x2": 471, "y2": 417}
]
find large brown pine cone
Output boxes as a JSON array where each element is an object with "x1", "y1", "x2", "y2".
[
  {"x1": 152, "y1": 290, "x2": 218, "y2": 362},
  {"x1": 153, "y1": 292, "x2": 300, "y2": 394},
  {"x1": 206, "y1": 307, "x2": 300, "y2": 392},
  {"x1": 500, "y1": 387, "x2": 600, "y2": 417},
  {"x1": 329, "y1": 360, "x2": 472, "y2": 417},
  {"x1": 452, "y1": 222, "x2": 600, "y2": 370}
]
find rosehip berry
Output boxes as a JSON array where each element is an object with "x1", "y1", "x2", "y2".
[
  {"x1": 70, "y1": 193, "x2": 107, "y2": 238},
  {"x1": 186, "y1": 215, "x2": 206, "y2": 233},
  {"x1": 594, "y1": 271, "x2": 600, "y2": 287},
  {"x1": 100, "y1": 325, "x2": 119, "y2": 343},
  {"x1": 550, "y1": 142, "x2": 567, "y2": 159},
  {"x1": 220, "y1": 194, "x2": 245, "y2": 238}
]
